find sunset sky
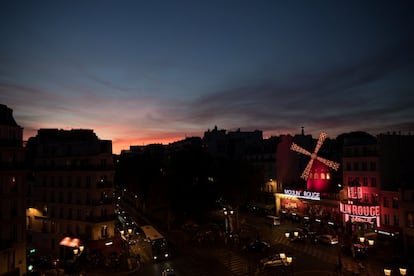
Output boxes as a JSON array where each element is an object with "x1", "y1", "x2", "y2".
[{"x1": 1, "y1": 0, "x2": 413, "y2": 154}]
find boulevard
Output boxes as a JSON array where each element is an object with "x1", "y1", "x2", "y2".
[{"x1": 119, "y1": 203, "x2": 390, "y2": 276}]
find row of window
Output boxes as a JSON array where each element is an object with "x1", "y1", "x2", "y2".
[
  {"x1": 383, "y1": 214, "x2": 399, "y2": 227},
  {"x1": 40, "y1": 191, "x2": 112, "y2": 205},
  {"x1": 28, "y1": 218, "x2": 110, "y2": 239},
  {"x1": 344, "y1": 146, "x2": 377, "y2": 157},
  {"x1": 37, "y1": 174, "x2": 113, "y2": 189},
  {"x1": 344, "y1": 161, "x2": 377, "y2": 171},
  {"x1": 346, "y1": 176, "x2": 377, "y2": 187},
  {"x1": 383, "y1": 196, "x2": 399, "y2": 208},
  {"x1": 42, "y1": 205, "x2": 112, "y2": 221}
]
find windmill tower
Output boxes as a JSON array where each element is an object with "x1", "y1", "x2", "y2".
[{"x1": 290, "y1": 132, "x2": 340, "y2": 191}]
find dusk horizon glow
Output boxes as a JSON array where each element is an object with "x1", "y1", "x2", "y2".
[{"x1": 1, "y1": 0, "x2": 413, "y2": 154}]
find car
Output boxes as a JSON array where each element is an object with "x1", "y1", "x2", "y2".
[
  {"x1": 161, "y1": 267, "x2": 176, "y2": 276},
  {"x1": 259, "y1": 253, "x2": 284, "y2": 269},
  {"x1": 286, "y1": 228, "x2": 307, "y2": 242},
  {"x1": 243, "y1": 239, "x2": 271, "y2": 253},
  {"x1": 315, "y1": 234, "x2": 339, "y2": 245}
]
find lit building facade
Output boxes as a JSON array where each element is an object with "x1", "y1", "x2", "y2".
[
  {"x1": 26, "y1": 129, "x2": 116, "y2": 261},
  {"x1": 0, "y1": 104, "x2": 27, "y2": 276},
  {"x1": 341, "y1": 132, "x2": 414, "y2": 244},
  {"x1": 274, "y1": 132, "x2": 342, "y2": 227},
  {"x1": 342, "y1": 134, "x2": 382, "y2": 236}
]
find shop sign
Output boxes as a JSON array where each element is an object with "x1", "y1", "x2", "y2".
[
  {"x1": 284, "y1": 189, "x2": 320, "y2": 201},
  {"x1": 340, "y1": 202, "x2": 380, "y2": 217},
  {"x1": 350, "y1": 216, "x2": 375, "y2": 224}
]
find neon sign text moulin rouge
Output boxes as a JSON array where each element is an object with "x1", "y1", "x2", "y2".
[
  {"x1": 339, "y1": 202, "x2": 380, "y2": 217},
  {"x1": 284, "y1": 189, "x2": 320, "y2": 201}
]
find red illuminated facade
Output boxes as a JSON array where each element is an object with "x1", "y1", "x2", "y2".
[
  {"x1": 306, "y1": 159, "x2": 334, "y2": 192},
  {"x1": 275, "y1": 131, "x2": 342, "y2": 226}
]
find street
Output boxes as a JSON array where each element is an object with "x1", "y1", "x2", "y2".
[{"x1": 119, "y1": 203, "x2": 386, "y2": 276}]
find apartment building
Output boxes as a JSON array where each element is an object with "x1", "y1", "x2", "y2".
[
  {"x1": 342, "y1": 132, "x2": 414, "y2": 243},
  {"x1": 0, "y1": 104, "x2": 27, "y2": 276},
  {"x1": 26, "y1": 129, "x2": 116, "y2": 261}
]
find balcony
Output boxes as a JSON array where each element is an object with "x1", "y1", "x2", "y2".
[
  {"x1": 85, "y1": 214, "x2": 116, "y2": 223},
  {"x1": 96, "y1": 181, "x2": 114, "y2": 189},
  {"x1": 90, "y1": 198, "x2": 115, "y2": 206}
]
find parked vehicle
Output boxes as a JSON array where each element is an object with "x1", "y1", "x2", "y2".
[
  {"x1": 259, "y1": 253, "x2": 284, "y2": 269},
  {"x1": 287, "y1": 228, "x2": 307, "y2": 242},
  {"x1": 243, "y1": 239, "x2": 271, "y2": 253},
  {"x1": 315, "y1": 234, "x2": 339, "y2": 245},
  {"x1": 161, "y1": 267, "x2": 176, "y2": 276}
]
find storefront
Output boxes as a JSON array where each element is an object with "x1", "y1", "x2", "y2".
[
  {"x1": 339, "y1": 200, "x2": 380, "y2": 235},
  {"x1": 275, "y1": 189, "x2": 342, "y2": 228}
]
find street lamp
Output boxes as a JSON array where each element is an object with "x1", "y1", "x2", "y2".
[
  {"x1": 359, "y1": 237, "x2": 365, "y2": 243},
  {"x1": 384, "y1": 268, "x2": 392, "y2": 276},
  {"x1": 223, "y1": 208, "x2": 234, "y2": 234},
  {"x1": 285, "y1": 232, "x2": 290, "y2": 238},
  {"x1": 282, "y1": 255, "x2": 293, "y2": 275},
  {"x1": 294, "y1": 231, "x2": 299, "y2": 237},
  {"x1": 368, "y1": 239, "x2": 374, "y2": 246},
  {"x1": 399, "y1": 267, "x2": 407, "y2": 276}
]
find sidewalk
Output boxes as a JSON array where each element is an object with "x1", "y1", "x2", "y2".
[{"x1": 40, "y1": 256, "x2": 140, "y2": 276}]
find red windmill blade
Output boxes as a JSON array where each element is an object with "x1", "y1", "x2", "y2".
[{"x1": 290, "y1": 132, "x2": 340, "y2": 180}]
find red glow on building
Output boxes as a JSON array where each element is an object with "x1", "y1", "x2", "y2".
[
  {"x1": 306, "y1": 160, "x2": 332, "y2": 192},
  {"x1": 59, "y1": 237, "x2": 81, "y2": 248}
]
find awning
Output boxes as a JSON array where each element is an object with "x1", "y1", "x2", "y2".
[
  {"x1": 375, "y1": 225, "x2": 401, "y2": 237},
  {"x1": 59, "y1": 237, "x2": 81, "y2": 248}
]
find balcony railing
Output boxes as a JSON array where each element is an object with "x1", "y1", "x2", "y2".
[
  {"x1": 90, "y1": 198, "x2": 115, "y2": 206},
  {"x1": 85, "y1": 214, "x2": 116, "y2": 223}
]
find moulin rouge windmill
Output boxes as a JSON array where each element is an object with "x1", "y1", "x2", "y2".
[{"x1": 290, "y1": 132, "x2": 340, "y2": 181}]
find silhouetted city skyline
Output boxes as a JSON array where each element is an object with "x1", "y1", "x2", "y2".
[{"x1": 1, "y1": 0, "x2": 413, "y2": 154}]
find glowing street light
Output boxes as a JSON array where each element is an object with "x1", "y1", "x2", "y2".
[
  {"x1": 223, "y1": 208, "x2": 234, "y2": 234},
  {"x1": 384, "y1": 268, "x2": 392, "y2": 276},
  {"x1": 399, "y1": 267, "x2": 407, "y2": 276},
  {"x1": 285, "y1": 232, "x2": 290, "y2": 238}
]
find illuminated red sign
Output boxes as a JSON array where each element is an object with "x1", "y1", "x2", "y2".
[
  {"x1": 340, "y1": 202, "x2": 380, "y2": 217},
  {"x1": 59, "y1": 237, "x2": 80, "y2": 248}
]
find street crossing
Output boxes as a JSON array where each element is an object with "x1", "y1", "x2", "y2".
[
  {"x1": 212, "y1": 248, "x2": 251, "y2": 276},
  {"x1": 273, "y1": 233, "x2": 374, "y2": 275}
]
